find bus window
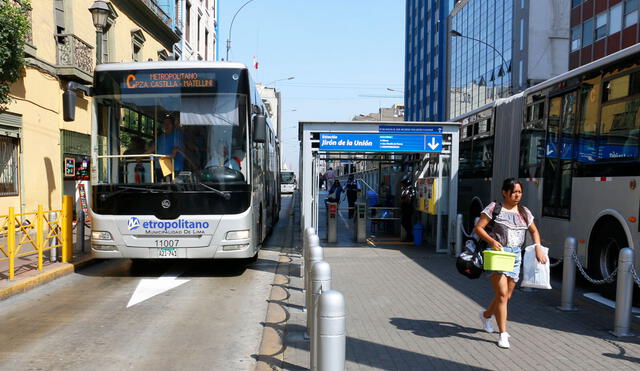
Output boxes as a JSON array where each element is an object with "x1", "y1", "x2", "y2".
[
  {"x1": 599, "y1": 97, "x2": 640, "y2": 161},
  {"x1": 520, "y1": 101, "x2": 545, "y2": 178},
  {"x1": 576, "y1": 78, "x2": 600, "y2": 164}
]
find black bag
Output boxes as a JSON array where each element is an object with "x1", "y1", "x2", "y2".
[{"x1": 456, "y1": 202, "x2": 502, "y2": 279}]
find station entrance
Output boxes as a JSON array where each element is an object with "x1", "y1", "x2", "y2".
[{"x1": 298, "y1": 121, "x2": 460, "y2": 253}]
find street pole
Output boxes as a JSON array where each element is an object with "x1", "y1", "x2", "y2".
[
  {"x1": 226, "y1": 0, "x2": 258, "y2": 61},
  {"x1": 95, "y1": 28, "x2": 103, "y2": 65}
]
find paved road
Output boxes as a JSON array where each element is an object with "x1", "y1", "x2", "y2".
[{"x1": 0, "y1": 195, "x2": 295, "y2": 370}]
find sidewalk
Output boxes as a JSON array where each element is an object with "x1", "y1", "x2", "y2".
[
  {"x1": 263, "y1": 206, "x2": 640, "y2": 370},
  {"x1": 0, "y1": 231, "x2": 94, "y2": 301}
]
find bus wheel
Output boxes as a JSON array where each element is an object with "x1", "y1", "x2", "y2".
[{"x1": 588, "y1": 219, "x2": 626, "y2": 300}]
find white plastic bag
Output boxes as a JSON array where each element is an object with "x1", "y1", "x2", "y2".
[{"x1": 522, "y1": 244, "x2": 552, "y2": 289}]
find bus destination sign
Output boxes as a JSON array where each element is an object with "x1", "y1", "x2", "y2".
[{"x1": 124, "y1": 72, "x2": 215, "y2": 90}]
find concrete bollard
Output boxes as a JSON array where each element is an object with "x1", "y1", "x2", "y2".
[
  {"x1": 49, "y1": 211, "x2": 58, "y2": 262},
  {"x1": 316, "y1": 290, "x2": 346, "y2": 371},
  {"x1": 612, "y1": 247, "x2": 634, "y2": 337},
  {"x1": 455, "y1": 214, "x2": 463, "y2": 257},
  {"x1": 310, "y1": 261, "x2": 331, "y2": 371},
  {"x1": 305, "y1": 240, "x2": 323, "y2": 324},
  {"x1": 558, "y1": 237, "x2": 578, "y2": 311}
]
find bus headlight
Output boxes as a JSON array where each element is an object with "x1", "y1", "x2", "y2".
[
  {"x1": 92, "y1": 231, "x2": 113, "y2": 240},
  {"x1": 226, "y1": 230, "x2": 250, "y2": 240}
]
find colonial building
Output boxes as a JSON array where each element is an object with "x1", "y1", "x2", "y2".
[
  {"x1": 161, "y1": 0, "x2": 218, "y2": 61},
  {"x1": 1, "y1": 0, "x2": 179, "y2": 214}
]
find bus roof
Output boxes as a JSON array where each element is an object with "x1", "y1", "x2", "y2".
[{"x1": 94, "y1": 61, "x2": 248, "y2": 72}]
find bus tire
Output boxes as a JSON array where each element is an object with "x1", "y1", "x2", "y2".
[{"x1": 588, "y1": 217, "x2": 627, "y2": 300}]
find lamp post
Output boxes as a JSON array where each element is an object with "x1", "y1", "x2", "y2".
[
  {"x1": 386, "y1": 88, "x2": 404, "y2": 93},
  {"x1": 89, "y1": 0, "x2": 111, "y2": 65},
  {"x1": 449, "y1": 29, "x2": 507, "y2": 74},
  {"x1": 264, "y1": 76, "x2": 295, "y2": 86},
  {"x1": 226, "y1": 0, "x2": 258, "y2": 61}
]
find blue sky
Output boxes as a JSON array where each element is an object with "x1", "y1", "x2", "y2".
[{"x1": 218, "y1": 0, "x2": 406, "y2": 173}]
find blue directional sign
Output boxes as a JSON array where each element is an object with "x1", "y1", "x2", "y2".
[
  {"x1": 379, "y1": 125, "x2": 443, "y2": 134},
  {"x1": 319, "y1": 133, "x2": 443, "y2": 153}
]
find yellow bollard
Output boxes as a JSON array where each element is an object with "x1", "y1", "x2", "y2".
[
  {"x1": 8, "y1": 207, "x2": 16, "y2": 280},
  {"x1": 37, "y1": 205, "x2": 44, "y2": 271},
  {"x1": 61, "y1": 195, "x2": 73, "y2": 263}
]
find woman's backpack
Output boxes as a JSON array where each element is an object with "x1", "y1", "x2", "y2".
[{"x1": 455, "y1": 202, "x2": 502, "y2": 279}]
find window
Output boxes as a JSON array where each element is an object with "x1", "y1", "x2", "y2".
[
  {"x1": 204, "y1": 30, "x2": 209, "y2": 60},
  {"x1": 186, "y1": 1, "x2": 191, "y2": 42},
  {"x1": 624, "y1": 0, "x2": 638, "y2": 28},
  {"x1": 610, "y1": 3, "x2": 623, "y2": 34},
  {"x1": 131, "y1": 29, "x2": 145, "y2": 62},
  {"x1": 582, "y1": 18, "x2": 594, "y2": 46},
  {"x1": 520, "y1": 101, "x2": 545, "y2": 178},
  {"x1": 0, "y1": 136, "x2": 19, "y2": 196},
  {"x1": 54, "y1": 0, "x2": 65, "y2": 34},
  {"x1": 595, "y1": 12, "x2": 608, "y2": 40},
  {"x1": 197, "y1": 14, "x2": 201, "y2": 54},
  {"x1": 572, "y1": 0, "x2": 582, "y2": 7}
]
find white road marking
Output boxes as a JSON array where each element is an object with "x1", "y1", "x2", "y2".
[
  {"x1": 127, "y1": 268, "x2": 190, "y2": 308},
  {"x1": 583, "y1": 292, "x2": 640, "y2": 318}
]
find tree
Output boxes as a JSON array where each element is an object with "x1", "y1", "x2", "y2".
[{"x1": 0, "y1": 0, "x2": 31, "y2": 111}]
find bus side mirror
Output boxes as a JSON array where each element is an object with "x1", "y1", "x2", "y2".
[
  {"x1": 253, "y1": 114, "x2": 266, "y2": 143},
  {"x1": 63, "y1": 90, "x2": 77, "y2": 121}
]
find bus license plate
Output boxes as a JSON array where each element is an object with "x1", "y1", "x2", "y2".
[{"x1": 158, "y1": 248, "x2": 177, "y2": 258}]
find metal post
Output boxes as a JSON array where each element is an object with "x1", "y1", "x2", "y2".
[
  {"x1": 310, "y1": 261, "x2": 331, "y2": 371},
  {"x1": 303, "y1": 227, "x2": 316, "y2": 280},
  {"x1": 37, "y1": 205, "x2": 44, "y2": 271},
  {"x1": 305, "y1": 241, "x2": 323, "y2": 334},
  {"x1": 558, "y1": 237, "x2": 578, "y2": 311},
  {"x1": 354, "y1": 202, "x2": 366, "y2": 243},
  {"x1": 7, "y1": 207, "x2": 16, "y2": 280},
  {"x1": 305, "y1": 234, "x2": 321, "y2": 295},
  {"x1": 327, "y1": 202, "x2": 337, "y2": 243},
  {"x1": 79, "y1": 210, "x2": 86, "y2": 253},
  {"x1": 61, "y1": 195, "x2": 73, "y2": 262},
  {"x1": 317, "y1": 290, "x2": 346, "y2": 371},
  {"x1": 49, "y1": 211, "x2": 58, "y2": 262},
  {"x1": 611, "y1": 247, "x2": 634, "y2": 337},
  {"x1": 95, "y1": 29, "x2": 103, "y2": 65},
  {"x1": 455, "y1": 213, "x2": 463, "y2": 257}
]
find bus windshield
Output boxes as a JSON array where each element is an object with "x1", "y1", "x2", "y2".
[
  {"x1": 93, "y1": 69, "x2": 249, "y2": 186},
  {"x1": 280, "y1": 172, "x2": 295, "y2": 184}
]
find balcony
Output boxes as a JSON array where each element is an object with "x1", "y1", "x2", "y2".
[
  {"x1": 55, "y1": 34, "x2": 93, "y2": 84},
  {"x1": 141, "y1": 0, "x2": 172, "y2": 28}
]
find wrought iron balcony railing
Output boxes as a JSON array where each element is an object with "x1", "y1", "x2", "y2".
[
  {"x1": 55, "y1": 34, "x2": 93, "y2": 83},
  {"x1": 141, "y1": 0, "x2": 172, "y2": 28}
]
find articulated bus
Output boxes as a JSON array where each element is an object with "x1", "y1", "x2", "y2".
[
  {"x1": 280, "y1": 171, "x2": 297, "y2": 194},
  {"x1": 455, "y1": 44, "x2": 639, "y2": 292},
  {"x1": 76, "y1": 61, "x2": 280, "y2": 260}
]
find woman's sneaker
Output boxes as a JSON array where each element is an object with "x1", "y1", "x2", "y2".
[
  {"x1": 498, "y1": 332, "x2": 510, "y2": 348},
  {"x1": 479, "y1": 312, "x2": 494, "y2": 333}
]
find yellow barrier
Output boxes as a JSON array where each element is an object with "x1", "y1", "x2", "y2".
[{"x1": 0, "y1": 195, "x2": 73, "y2": 280}]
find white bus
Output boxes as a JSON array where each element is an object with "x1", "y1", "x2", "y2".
[
  {"x1": 65, "y1": 61, "x2": 280, "y2": 260},
  {"x1": 280, "y1": 171, "x2": 297, "y2": 194},
  {"x1": 455, "y1": 44, "x2": 639, "y2": 295}
]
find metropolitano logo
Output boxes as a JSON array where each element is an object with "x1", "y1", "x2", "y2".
[{"x1": 128, "y1": 217, "x2": 141, "y2": 231}]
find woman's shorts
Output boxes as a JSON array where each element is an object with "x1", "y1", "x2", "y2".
[{"x1": 490, "y1": 246, "x2": 522, "y2": 282}]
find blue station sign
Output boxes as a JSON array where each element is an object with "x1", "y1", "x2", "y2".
[
  {"x1": 378, "y1": 125, "x2": 443, "y2": 134},
  {"x1": 319, "y1": 133, "x2": 443, "y2": 153}
]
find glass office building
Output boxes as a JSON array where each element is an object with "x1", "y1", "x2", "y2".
[
  {"x1": 405, "y1": 1, "x2": 453, "y2": 122},
  {"x1": 448, "y1": 0, "x2": 515, "y2": 119}
]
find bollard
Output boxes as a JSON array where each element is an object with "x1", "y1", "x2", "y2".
[
  {"x1": 303, "y1": 228, "x2": 316, "y2": 280},
  {"x1": 310, "y1": 261, "x2": 331, "y2": 371},
  {"x1": 79, "y1": 210, "x2": 86, "y2": 253},
  {"x1": 327, "y1": 202, "x2": 337, "y2": 243},
  {"x1": 305, "y1": 234, "x2": 321, "y2": 294},
  {"x1": 611, "y1": 247, "x2": 634, "y2": 337},
  {"x1": 558, "y1": 237, "x2": 578, "y2": 311},
  {"x1": 317, "y1": 290, "x2": 346, "y2": 371},
  {"x1": 305, "y1": 241, "x2": 323, "y2": 328},
  {"x1": 49, "y1": 211, "x2": 58, "y2": 262},
  {"x1": 455, "y1": 214, "x2": 463, "y2": 257}
]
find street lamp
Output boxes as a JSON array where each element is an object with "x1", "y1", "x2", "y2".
[
  {"x1": 89, "y1": 0, "x2": 111, "y2": 64},
  {"x1": 450, "y1": 29, "x2": 507, "y2": 76},
  {"x1": 264, "y1": 76, "x2": 295, "y2": 86},
  {"x1": 226, "y1": 0, "x2": 258, "y2": 61},
  {"x1": 386, "y1": 88, "x2": 404, "y2": 94}
]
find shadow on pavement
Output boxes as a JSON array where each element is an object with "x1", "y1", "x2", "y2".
[{"x1": 390, "y1": 317, "x2": 495, "y2": 344}]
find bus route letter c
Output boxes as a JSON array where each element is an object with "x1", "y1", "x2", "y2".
[{"x1": 126, "y1": 74, "x2": 136, "y2": 88}]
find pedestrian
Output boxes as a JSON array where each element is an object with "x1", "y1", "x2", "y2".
[
  {"x1": 325, "y1": 179, "x2": 343, "y2": 207},
  {"x1": 399, "y1": 175, "x2": 415, "y2": 241},
  {"x1": 325, "y1": 167, "x2": 335, "y2": 186},
  {"x1": 345, "y1": 174, "x2": 360, "y2": 218},
  {"x1": 474, "y1": 177, "x2": 546, "y2": 349},
  {"x1": 319, "y1": 172, "x2": 325, "y2": 189}
]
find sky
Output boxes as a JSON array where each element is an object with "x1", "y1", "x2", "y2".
[{"x1": 218, "y1": 0, "x2": 406, "y2": 174}]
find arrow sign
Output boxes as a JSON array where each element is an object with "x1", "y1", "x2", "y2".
[
  {"x1": 127, "y1": 268, "x2": 190, "y2": 308},
  {"x1": 427, "y1": 137, "x2": 440, "y2": 150}
]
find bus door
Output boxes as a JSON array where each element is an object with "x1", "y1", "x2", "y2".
[{"x1": 543, "y1": 92, "x2": 577, "y2": 219}]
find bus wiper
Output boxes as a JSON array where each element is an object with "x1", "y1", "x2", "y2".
[
  {"x1": 196, "y1": 182, "x2": 231, "y2": 200},
  {"x1": 99, "y1": 185, "x2": 172, "y2": 201}
]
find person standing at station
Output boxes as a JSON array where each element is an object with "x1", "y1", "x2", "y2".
[
  {"x1": 345, "y1": 174, "x2": 360, "y2": 218},
  {"x1": 399, "y1": 175, "x2": 416, "y2": 241},
  {"x1": 325, "y1": 179, "x2": 343, "y2": 206},
  {"x1": 474, "y1": 177, "x2": 546, "y2": 349},
  {"x1": 325, "y1": 167, "x2": 335, "y2": 186}
]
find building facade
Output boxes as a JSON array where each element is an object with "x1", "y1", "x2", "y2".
[
  {"x1": 162, "y1": 0, "x2": 218, "y2": 61},
  {"x1": 569, "y1": 0, "x2": 639, "y2": 69},
  {"x1": 447, "y1": 0, "x2": 570, "y2": 119},
  {"x1": 0, "y1": 0, "x2": 178, "y2": 214},
  {"x1": 405, "y1": 0, "x2": 452, "y2": 122}
]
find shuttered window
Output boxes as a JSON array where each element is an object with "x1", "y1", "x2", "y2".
[{"x1": 0, "y1": 136, "x2": 19, "y2": 196}]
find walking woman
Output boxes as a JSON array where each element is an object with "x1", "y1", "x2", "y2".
[{"x1": 474, "y1": 178, "x2": 547, "y2": 348}]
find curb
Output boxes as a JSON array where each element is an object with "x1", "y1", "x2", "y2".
[{"x1": 0, "y1": 255, "x2": 98, "y2": 301}]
